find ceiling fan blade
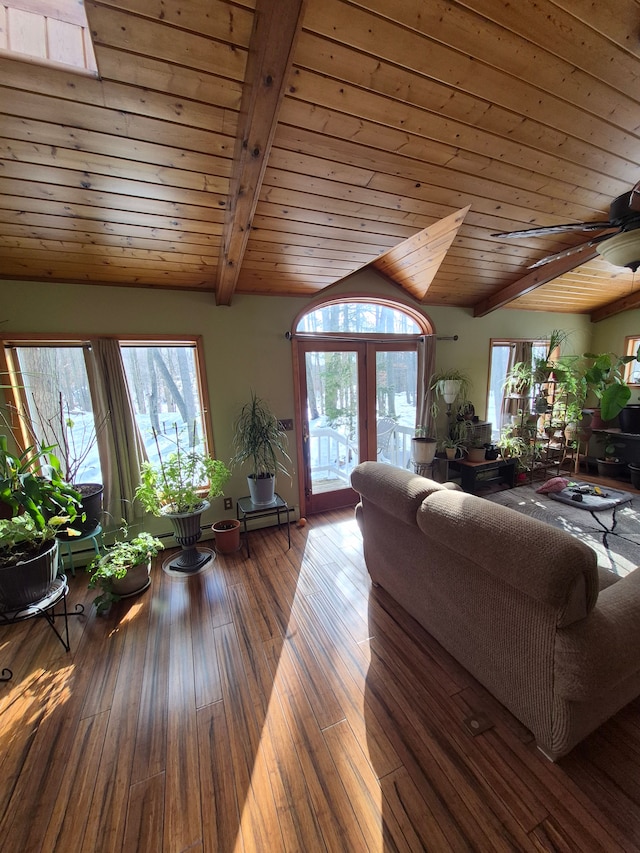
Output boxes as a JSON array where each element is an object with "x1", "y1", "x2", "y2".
[
  {"x1": 527, "y1": 230, "x2": 620, "y2": 269},
  {"x1": 492, "y1": 221, "x2": 613, "y2": 239}
]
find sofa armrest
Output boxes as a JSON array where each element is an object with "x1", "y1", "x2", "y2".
[
  {"x1": 555, "y1": 568, "x2": 640, "y2": 700},
  {"x1": 350, "y1": 461, "x2": 449, "y2": 527}
]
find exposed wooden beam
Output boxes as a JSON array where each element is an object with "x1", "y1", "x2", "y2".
[
  {"x1": 472, "y1": 244, "x2": 599, "y2": 317},
  {"x1": 590, "y1": 288, "x2": 640, "y2": 322},
  {"x1": 215, "y1": 0, "x2": 306, "y2": 306}
]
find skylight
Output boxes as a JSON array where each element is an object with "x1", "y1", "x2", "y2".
[{"x1": 0, "y1": 0, "x2": 97, "y2": 74}]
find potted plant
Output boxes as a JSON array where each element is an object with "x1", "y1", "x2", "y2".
[
  {"x1": 7, "y1": 391, "x2": 109, "y2": 536},
  {"x1": 440, "y1": 435, "x2": 465, "y2": 460},
  {"x1": 0, "y1": 437, "x2": 80, "y2": 610},
  {"x1": 231, "y1": 393, "x2": 292, "y2": 506},
  {"x1": 466, "y1": 438, "x2": 488, "y2": 463},
  {"x1": 411, "y1": 425, "x2": 437, "y2": 465},
  {"x1": 87, "y1": 529, "x2": 164, "y2": 614},
  {"x1": 136, "y1": 425, "x2": 230, "y2": 572},
  {"x1": 596, "y1": 442, "x2": 625, "y2": 479},
  {"x1": 430, "y1": 369, "x2": 472, "y2": 419},
  {"x1": 582, "y1": 346, "x2": 640, "y2": 425}
]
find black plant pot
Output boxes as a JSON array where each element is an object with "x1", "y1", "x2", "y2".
[
  {"x1": 619, "y1": 405, "x2": 640, "y2": 434},
  {"x1": 0, "y1": 540, "x2": 59, "y2": 612},
  {"x1": 57, "y1": 482, "x2": 104, "y2": 540},
  {"x1": 596, "y1": 458, "x2": 624, "y2": 479},
  {"x1": 165, "y1": 501, "x2": 211, "y2": 573}
]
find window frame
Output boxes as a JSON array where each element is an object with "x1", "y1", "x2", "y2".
[{"x1": 624, "y1": 335, "x2": 640, "y2": 386}]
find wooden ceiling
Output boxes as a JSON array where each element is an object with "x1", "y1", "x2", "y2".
[{"x1": 2, "y1": 0, "x2": 640, "y2": 319}]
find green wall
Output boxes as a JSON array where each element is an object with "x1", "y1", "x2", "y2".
[{"x1": 2, "y1": 272, "x2": 629, "y2": 520}]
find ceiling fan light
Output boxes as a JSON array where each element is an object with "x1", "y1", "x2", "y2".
[{"x1": 596, "y1": 230, "x2": 640, "y2": 272}]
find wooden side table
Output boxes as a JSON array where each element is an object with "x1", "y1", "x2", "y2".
[{"x1": 449, "y1": 457, "x2": 517, "y2": 494}]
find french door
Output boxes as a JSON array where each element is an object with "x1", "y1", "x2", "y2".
[{"x1": 294, "y1": 340, "x2": 417, "y2": 515}]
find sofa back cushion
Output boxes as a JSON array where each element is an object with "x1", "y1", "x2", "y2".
[{"x1": 417, "y1": 490, "x2": 599, "y2": 626}]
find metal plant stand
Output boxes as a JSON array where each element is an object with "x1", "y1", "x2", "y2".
[{"x1": 0, "y1": 575, "x2": 84, "y2": 652}]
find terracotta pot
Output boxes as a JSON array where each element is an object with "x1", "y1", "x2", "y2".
[
  {"x1": 212, "y1": 519, "x2": 241, "y2": 554},
  {"x1": 466, "y1": 447, "x2": 486, "y2": 462}
]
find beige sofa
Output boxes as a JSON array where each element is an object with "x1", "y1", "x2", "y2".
[{"x1": 351, "y1": 461, "x2": 640, "y2": 759}]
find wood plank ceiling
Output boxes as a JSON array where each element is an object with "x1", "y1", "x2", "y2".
[{"x1": 1, "y1": 0, "x2": 640, "y2": 319}]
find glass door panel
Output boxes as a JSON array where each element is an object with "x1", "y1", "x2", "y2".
[
  {"x1": 375, "y1": 349, "x2": 417, "y2": 469},
  {"x1": 305, "y1": 349, "x2": 360, "y2": 511}
]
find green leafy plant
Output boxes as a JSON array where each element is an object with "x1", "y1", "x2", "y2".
[
  {"x1": 231, "y1": 393, "x2": 291, "y2": 480},
  {"x1": 87, "y1": 529, "x2": 164, "y2": 613},
  {"x1": 429, "y1": 369, "x2": 472, "y2": 419},
  {"x1": 582, "y1": 347, "x2": 640, "y2": 421},
  {"x1": 136, "y1": 426, "x2": 230, "y2": 516},
  {"x1": 0, "y1": 435, "x2": 80, "y2": 531},
  {"x1": 0, "y1": 511, "x2": 76, "y2": 568}
]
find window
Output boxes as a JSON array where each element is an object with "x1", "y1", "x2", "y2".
[
  {"x1": 120, "y1": 343, "x2": 209, "y2": 464},
  {"x1": 625, "y1": 336, "x2": 640, "y2": 385},
  {"x1": 487, "y1": 339, "x2": 548, "y2": 440},
  {"x1": 2, "y1": 336, "x2": 212, "y2": 523},
  {"x1": 1, "y1": 0, "x2": 98, "y2": 74},
  {"x1": 7, "y1": 344, "x2": 100, "y2": 483}
]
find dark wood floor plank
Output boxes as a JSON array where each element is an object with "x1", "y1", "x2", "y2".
[
  {"x1": 365, "y1": 647, "x2": 522, "y2": 852},
  {"x1": 242, "y1": 553, "x2": 346, "y2": 730},
  {"x1": 368, "y1": 631, "x2": 550, "y2": 838},
  {"x1": 81, "y1": 596, "x2": 152, "y2": 853},
  {"x1": 299, "y1": 588, "x2": 403, "y2": 778},
  {"x1": 380, "y1": 766, "x2": 460, "y2": 852},
  {"x1": 188, "y1": 568, "x2": 225, "y2": 709},
  {"x1": 123, "y1": 772, "x2": 165, "y2": 853},
  {"x1": 197, "y1": 700, "x2": 242, "y2": 853},
  {"x1": 163, "y1": 577, "x2": 204, "y2": 853},
  {"x1": 44, "y1": 710, "x2": 111, "y2": 851},
  {"x1": 130, "y1": 571, "x2": 171, "y2": 784},
  {"x1": 215, "y1": 621, "x2": 284, "y2": 852},
  {"x1": 265, "y1": 637, "x2": 368, "y2": 852},
  {"x1": 323, "y1": 718, "x2": 409, "y2": 852}
]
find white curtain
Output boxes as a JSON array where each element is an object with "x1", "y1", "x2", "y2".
[
  {"x1": 416, "y1": 336, "x2": 437, "y2": 436},
  {"x1": 84, "y1": 339, "x2": 148, "y2": 526}
]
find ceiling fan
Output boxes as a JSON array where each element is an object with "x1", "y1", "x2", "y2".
[{"x1": 492, "y1": 182, "x2": 640, "y2": 272}]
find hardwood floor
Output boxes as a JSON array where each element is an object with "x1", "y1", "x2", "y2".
[{"x1": 1, "y1": 507, "x2": 640, "y2": 852}]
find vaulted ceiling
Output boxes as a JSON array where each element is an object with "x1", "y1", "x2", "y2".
[{"x1": 2, "y1": 0, "x2": 640, "y2": 320}]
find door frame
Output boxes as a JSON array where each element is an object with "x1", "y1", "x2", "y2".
[{"x1": 293, "y1": 338, "x2": 417, "y2": 517}]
